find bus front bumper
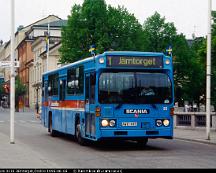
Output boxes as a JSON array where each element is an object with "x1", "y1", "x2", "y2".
[{"x1": 98, "y1": 129, "x2": 173, "y2": 140}]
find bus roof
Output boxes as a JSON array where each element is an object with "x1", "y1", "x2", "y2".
[
  {"x1": 104, "y1": 51, "x2": 164, "y2": 56},
  {"x1": 42, "y1": 51, "x2": 165, "y2": 76}
]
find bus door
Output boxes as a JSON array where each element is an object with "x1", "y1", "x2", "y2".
[
  {"x1": 59, "y1": 77, "x2": 66, "y2": 132},
  {"x1": 85, "y1": 72, "x2": 96, "y2": 138}
]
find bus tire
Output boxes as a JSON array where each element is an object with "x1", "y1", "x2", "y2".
[
  {"x1": 75, "y1": 123, "x2": 86, "y2": 146},
  {"x1": 136, "y1": 138, "x2": 148, "y2": 147},
  {"x1": 49, "y1": 114, "x2": 57, "y2": 137}
]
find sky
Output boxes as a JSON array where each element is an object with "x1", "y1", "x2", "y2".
[{"x1": 0, "y1": 0, "x2": 216, "y2": 43}]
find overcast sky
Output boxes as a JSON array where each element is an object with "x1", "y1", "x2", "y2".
[{"x1": 0, "y1": 0, "x2": 216, "y2": 43}]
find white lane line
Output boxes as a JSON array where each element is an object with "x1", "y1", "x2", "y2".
[{"x1": 30, "y1": 120, "x2": 39, "y2": 123}]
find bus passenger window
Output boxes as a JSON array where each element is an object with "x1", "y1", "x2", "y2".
[
  {"x1": 67, "y1": 66, "x2": 84, "y2": 95},
  {"x1": 48, "y1": 73, "x2": 58, "y2": 96}
]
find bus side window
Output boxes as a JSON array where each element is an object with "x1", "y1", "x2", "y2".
[
  {"x1": 67, "y1": 66, "x2": 84, "y2": 95},
  {"x1": 48, "y1": 73, "x2": 58, "y2": 96}
]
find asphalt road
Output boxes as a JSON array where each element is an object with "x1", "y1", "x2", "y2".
[{"x1": 0, "y1": 109, "x2": 216, "y2": 168}]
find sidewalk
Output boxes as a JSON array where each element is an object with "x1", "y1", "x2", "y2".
[
  {"x1": 174, "y1": 128, "x2": 216, "y2": 145},
  {"x1": 0, "y1": 132, "x2": 59, "y2": 168}
]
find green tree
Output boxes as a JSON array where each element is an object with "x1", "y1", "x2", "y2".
[
  {"x1": 142, "y1": 12, "x2": 198, "y2": 106},
  {"x1": 107, "y1": 5, "x2": 143, "y2": 51},
  {"x1": 59, "y1": 0, "x2": 144, "y2": 63},
  {"x1": 211, "y1": 11, "x2": 216, "y2": 110},
  {"x1": 60, "y1": 0, "x2": 109, "y2": 63},
  {"x1": 0, "y1": 84, "x2": 5, "y2": 95},
  {"x1": 172, "y1": 34, "x2": 206, "y2": 107},
  {"x1": 192, "y1": 11, "x2": 216, "y2": 110},
  {"x1": 188, "y1": 38, "x2": 206, "y2": 109},
  {"x1": 142, "y1": 12, "x2": 177, "y2": 52}
]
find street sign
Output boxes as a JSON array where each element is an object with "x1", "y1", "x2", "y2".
[
  {"x1": 0, "y1": 61, "x2": 11, "y2": 68},
  {"x1": 0, "y1": 61, "x2": 20, "y2": 68}
]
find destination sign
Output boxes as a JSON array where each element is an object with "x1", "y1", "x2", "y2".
[{"x1": 106, "y1": 56, "x2": 163, "y2": 68}]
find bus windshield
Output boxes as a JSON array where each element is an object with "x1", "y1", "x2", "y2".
[{"x1": 99, "y1": 71, "x2": 172, "y2": 104}]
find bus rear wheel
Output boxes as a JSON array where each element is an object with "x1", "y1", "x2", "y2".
[
  {"x1": 49, "y1": 116, "x2": 57, "y2": 137},
  {"x1": 75, "y1": 123, "x2": 87, "y2": 146}
]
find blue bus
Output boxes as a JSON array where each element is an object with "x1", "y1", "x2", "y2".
[{"x1": 41, "y1": 51, "x2": 174, "y2": 146}]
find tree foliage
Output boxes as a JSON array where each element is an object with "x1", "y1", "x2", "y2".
[
  {"x1": 0, "y1": 84, "x2": 6, "y2": 96},
  {"x1": 59, "y1": 0, "x2": 110, "y2": 63},
  {"x1": 107, "y1": 5, "x2": 143, "y2": 51},
  {"x1": 59, "y1": 0, "x2": 143, "y2": 63},
  {"x1": 142, "y1": 12, "x2": 177, "y2": 52},
  {"x1": 142, "y1": 12, "x2": 200, "y2": 106},
  {"x1": 188, "y1": 11, "x2": 216, "y2": 110},
  {"x1": 211, "y1": 11, "x2": 216, "y2": 109}
]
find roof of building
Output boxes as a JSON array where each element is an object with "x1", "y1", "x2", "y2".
[
  {"x1": 34, "y1": 20, "x2": 67, "y2": 28},
  {"x1": 15, "y1": 15, "x2": 62, "y2": 35}
]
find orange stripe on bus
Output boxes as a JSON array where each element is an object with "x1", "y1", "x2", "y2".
[{"x1": 42, "y1": 100, "x2": 85, "y2": 108}]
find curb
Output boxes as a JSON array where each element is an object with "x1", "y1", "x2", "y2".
[{"x1": 174, "y1": 137, "x2": 216, "y2": 146}]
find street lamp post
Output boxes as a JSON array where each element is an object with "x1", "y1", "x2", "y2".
[
  {"x1": 10, "y1": 0, "x2": 15, "y2": 144},
  {"x1": 206, "y1": 0, "x2": 212, "y2": 140}
]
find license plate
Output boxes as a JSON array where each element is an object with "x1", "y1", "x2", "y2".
[{"x1": 122, "y1": 122, "x2": 137, "y2": 127}]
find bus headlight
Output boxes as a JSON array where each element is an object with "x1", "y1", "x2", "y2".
[
  {"x1": 101, "y1": 119, "x2": 109, "y2": 127},
  {"x1": 99, "y1": 58, "x2": 105, "y2": 64},
  {"x1": 165, "y1": 59, "x2": 170, "y2": 65},
  {"x1": 156, "y1": 120, "x2": 163, "y2": 127},
  {"x1": 163, "y1": 119, "x2": 170, "y2": 127},
  {"x1": 109, "y1": 120, "x2": 116, "y2": 127}
]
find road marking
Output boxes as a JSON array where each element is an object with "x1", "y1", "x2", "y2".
[
  {"x1": 0, "y1": 120, "x2": 40, "y2": 124},
  {"x1": 30, "y1": 120, "x2": 40, "y2": 123}
]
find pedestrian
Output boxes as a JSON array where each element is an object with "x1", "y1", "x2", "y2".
[{"x1": 35, "y1": 103, "x2": 39, "y2": 114}]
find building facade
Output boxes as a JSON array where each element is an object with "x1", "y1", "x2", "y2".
[
  {"x1": 0, "y1": 15, "x2": 66, "y2": 110},
  {"x1": 28, "y1": 20, "x2": 67, "y2": 109},
  {"x1": 17, "y1": 38, "x2": 34, "y2": 107}
]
